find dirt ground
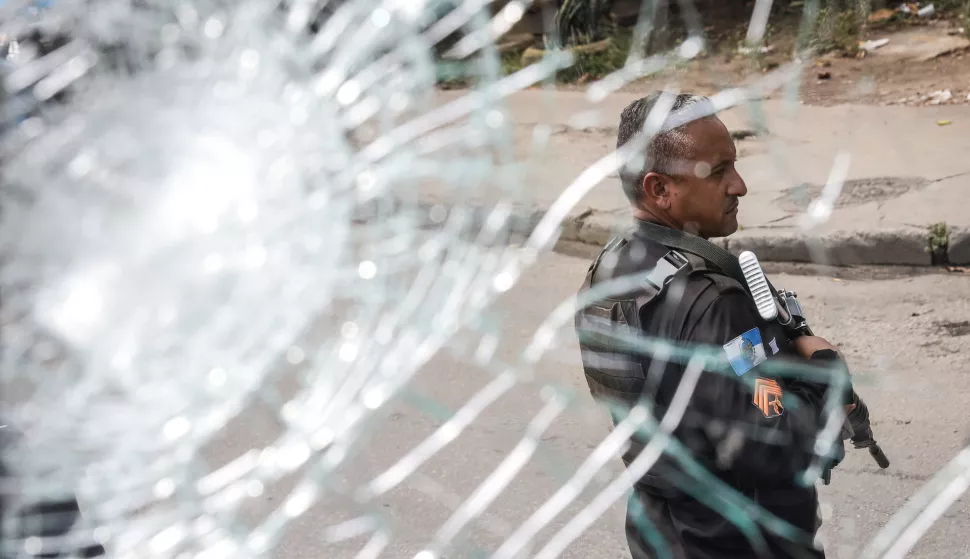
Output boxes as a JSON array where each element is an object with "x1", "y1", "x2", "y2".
[
  {"x1": 581, "y1": 17, "x2": 970, "y2": 107},
  {"x1": 618, "y1": 44, "x2": 970, "y2": 107}
]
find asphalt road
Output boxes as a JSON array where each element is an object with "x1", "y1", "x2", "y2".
[{"x1": 200, "y1": 248, "x2": 970, "y2": 559}]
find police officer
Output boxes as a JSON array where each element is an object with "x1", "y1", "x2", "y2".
[{"x1": 575, "y1": 92, "x2": 856, "y2": 559}]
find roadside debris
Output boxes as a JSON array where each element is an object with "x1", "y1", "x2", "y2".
[
  {"x1": 937, "y1": 119, "x2": 953, "y2": 126},
  {"x1": 891, "y1": 89, "x2": 969, "y2": 106},
  {"x1": 861, "y1": 38, "x2": 890, "y2": 51},
  {"x1": 853, "y1": 23, "x2": 969, "y2": 62},
  {"x1": 899, "y1": 2, "x2": 935, "y2": 17},
  {"x1": 738, "y1": 45, "x2": 773, "y2": 55},
  {"x1": 927, "y1": 89, "x2": 953, "y2": 104},
  {"x1": 868, "y1": 8, "x2": 896, "y2": 24},
  {"x1": 817, "y1": 71, "x2": 831, "y2": 80}
]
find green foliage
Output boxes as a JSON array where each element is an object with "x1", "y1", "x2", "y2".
[
  {"x1": 435, "y1": 49, "x2": 529, "y2": 89},
  {"x1": 549, "y1": 0, "x2": 613, "y2": 48},
  {"x1": 500, "y1": 49, "x2": 524, "y2": 76},
  {"x1": 810, "y1": 1, "x2": 866, "y2": 54},
  {"x1": 934, "y1": 0, "x2": 970, "y2": 11},
  {"x1": 554, "y1": 31, "x2": 631, "y2": 82},
  {"x1": 928, "y1": 222, "x2": 950, "y2": 253}
]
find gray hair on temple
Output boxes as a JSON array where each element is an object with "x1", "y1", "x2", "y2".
[{"x1": 615, "y1": 92, "x2": 715, "y2": 203}]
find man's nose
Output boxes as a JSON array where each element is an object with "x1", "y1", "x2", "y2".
[{"x1": 727, "y1": 169, "x2": 748, "y2": 197}]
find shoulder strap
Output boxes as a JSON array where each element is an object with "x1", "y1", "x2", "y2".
[
  {"x1": 582, "y1": 236, "x2": 629, "y2": 289},
  {"x1": 636, "y1": 221, "x2": 745, "y2": 284},
  {"x1": 636, "y1": 221, "x2": 786, "y2": 304},
  {"x1": 593, "y1": 236, "x2": 628, "y2": 271},
  {"x1": 643, "y1": 249, "x2": 690, "y2": 291},
  {"x1": 581, "y1": 235, "x2": 690, "y2": 298}
]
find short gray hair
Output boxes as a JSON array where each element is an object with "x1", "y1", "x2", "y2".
[{"x1": 616, "y1": 92, "x2": 712, "y2": 204}]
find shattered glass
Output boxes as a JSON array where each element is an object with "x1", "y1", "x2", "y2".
[{"x1": 0, "y1": 0, "x2": 967, "y2": 558}]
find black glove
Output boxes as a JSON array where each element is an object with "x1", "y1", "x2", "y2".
[
  {"x1": 844, "y1": 392, "x2": 876, "y2": 448},
  {"x1": 843, "y1": 392, "x2": 892, "y2": 469},
  {"x1": 807, "y1": 348, "x2": 856, "y2": 406}
]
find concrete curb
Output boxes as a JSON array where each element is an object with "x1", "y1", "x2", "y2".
[
  {"x1": 376, "y1": 200, "x2": 960, "y2": 266},
  {"x1": 555, "y1": 209, "x2": 949, "y2": 267},
  {"x1": 949, "y1": 226, "x2": 970, "y2": 265},
  {"x1": 723, "y1": 229, "x2": 932, "y2": 266}
]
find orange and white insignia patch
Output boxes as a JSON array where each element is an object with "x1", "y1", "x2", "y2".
[{"x1": 753, "y1": 378, "x2": 785, "y2": 418}]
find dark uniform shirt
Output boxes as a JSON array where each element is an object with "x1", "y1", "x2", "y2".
[{"x1": 575, "y1": 220, "x2": 844, "y2": 559}]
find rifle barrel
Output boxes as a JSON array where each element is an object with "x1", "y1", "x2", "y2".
[{"x1": 869, "y1": 444, "x2": 890, "y2": 469}]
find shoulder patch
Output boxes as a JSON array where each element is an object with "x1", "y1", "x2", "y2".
[
  {"x1": 753, "y1": 378, "x2": 785, "y2": 418},
  {"x1": 722, "y1": 327, "x2": 767, "y2": 376}
]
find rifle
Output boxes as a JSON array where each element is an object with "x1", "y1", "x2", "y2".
[{"x1": 738, "y1": 251, "x2": 890, "y2": 484}]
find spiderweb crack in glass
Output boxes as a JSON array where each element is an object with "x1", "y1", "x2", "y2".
[{"x1": 1, "y1": 0, "x2": 967, "y2": 558}]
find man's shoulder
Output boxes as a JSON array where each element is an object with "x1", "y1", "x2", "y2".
[
  {"x1": 582, "y1": 236, "x2": 748, "y2": 303},
  {"x1": 663, "y1": 258, "x2": 756, "y2": 337},
  {"x1": 594, "y1": 236, "x2": 669, "y2": 274},
  {"x1": 679, "y1": 253, "x2": 747, "y2": 298}
]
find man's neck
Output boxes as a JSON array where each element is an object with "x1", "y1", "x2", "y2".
[
  {"x1": 632, "y1": 208, "x2": 706, "y2": 239},
  {"x1": 632, "y1": 207, "x2": 671, "y2": 227}
]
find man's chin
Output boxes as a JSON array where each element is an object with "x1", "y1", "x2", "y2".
[{"x1": 717, "y1": 217, "x2": 740, "y2": 238}]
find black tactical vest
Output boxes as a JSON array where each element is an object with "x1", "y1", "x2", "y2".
[
  {"x1": 575, "y1": 235, "x2": 694, "y2": 407},
  {"x1": 573, "y1": 233, "x2": 732, "y2": 498}
]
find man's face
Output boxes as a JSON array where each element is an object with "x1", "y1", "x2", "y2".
[{"x1": 655, "y1": 116, "x2": 747, "y2": 238}]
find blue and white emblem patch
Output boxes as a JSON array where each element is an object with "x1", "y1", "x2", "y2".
[{"x1": 723, "y1": 327, "x2": 767, "y2": 376}]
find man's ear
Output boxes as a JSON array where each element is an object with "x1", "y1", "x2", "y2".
[{"x1": 642, "y1": 172, "x2": 671, "y2": 210}]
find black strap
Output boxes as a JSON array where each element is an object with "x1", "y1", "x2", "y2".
[
  {"x1": 635, "y1": 221, "x2": 745, "y2": 284},
  {"x1": 585, "y1": 236, "x2": 628, "y2": 282},
  {"x1": 635, "y1": 220, "x2": 786, "y2": 307}
]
